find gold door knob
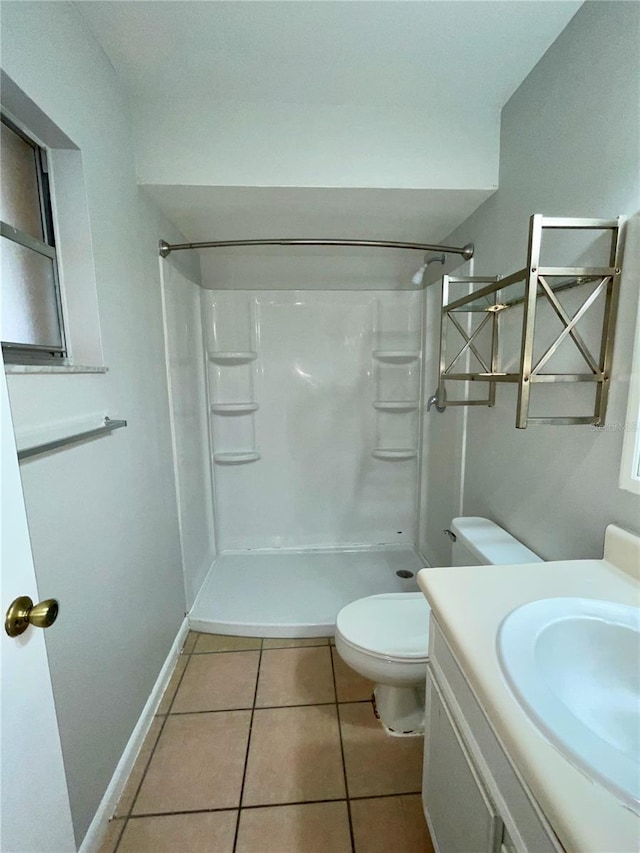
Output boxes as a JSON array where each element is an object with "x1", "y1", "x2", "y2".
[{"x1": 5, "y1": 596, "x2": 59, "y2": 637}]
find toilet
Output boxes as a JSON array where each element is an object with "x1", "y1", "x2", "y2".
[{"x1": 335, "y1": 517, "x2": 541, "y2": 736}]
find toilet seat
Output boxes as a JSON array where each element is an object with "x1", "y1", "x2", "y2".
[{"x1": 336, "y1": 593, "x2": 429, "y2": 662}]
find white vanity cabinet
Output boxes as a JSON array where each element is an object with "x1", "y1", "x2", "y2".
[
  {"x1": 424, "y1": 669, "x2": 503, "y2": 852},
  {"x1": 423, "y1": 618, "x2": 562, "y2": 853}
]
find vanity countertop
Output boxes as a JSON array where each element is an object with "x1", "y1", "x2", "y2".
[{"x1": 417, "y1": 525, "x2": 640, "y2": 853}]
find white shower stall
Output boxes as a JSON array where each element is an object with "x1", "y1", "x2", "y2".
[{"x1": 161, "y1": 262, "x2": 436, "y2": 637}]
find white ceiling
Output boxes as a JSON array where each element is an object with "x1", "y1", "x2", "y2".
[
  {"x1": 76, "y1": 1, "x2": 583, "y2": 286},
  {"x1": 144, "y1": 185, "x2": 492, "y2": 243},
  {"x1": 78, "y1": 1, "x2": 581, "y2": 111}
]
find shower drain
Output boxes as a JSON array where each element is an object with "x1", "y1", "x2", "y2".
[{"x1": 396, "y1": 570, "x2": 414, "y2": 579}]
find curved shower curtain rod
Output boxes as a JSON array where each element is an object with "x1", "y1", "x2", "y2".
[{"x1": 158, "y1": 237, "x2": 474, "y2": 261}]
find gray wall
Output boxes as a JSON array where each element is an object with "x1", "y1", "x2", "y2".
[
  {"x1": 418, "y1": 281, "x2": 467, "y2": 566},
  {"x1": 2, "y1": 3, "x2": 199, "y2": 843},
  {"x1": 427, "y1": 1, "x2": 640, "y2": 562}
]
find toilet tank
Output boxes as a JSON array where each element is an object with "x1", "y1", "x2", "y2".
[{"x1": 449, "y1": 517, "x2": 542, "y2": 566}]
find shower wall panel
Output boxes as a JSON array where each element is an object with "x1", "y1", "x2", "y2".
[
  {"x1": 161, "y1": 263, "x2": 216, "y2": 605},
  {"x1": 202, "y1": 290, "x2": 424, "y2": 551}
]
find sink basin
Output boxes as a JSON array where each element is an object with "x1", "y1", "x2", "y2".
[{"x1": 498, "y1": 597, "x2": 640, "y2": 811}]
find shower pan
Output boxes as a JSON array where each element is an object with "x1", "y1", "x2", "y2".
[{"x1": 190, "y1": 549, "x2": 424, "y2": 637}]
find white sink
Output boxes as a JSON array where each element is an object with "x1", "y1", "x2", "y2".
[{"x1": 498, "y1": 597, "x2": 640, "y2": 811}]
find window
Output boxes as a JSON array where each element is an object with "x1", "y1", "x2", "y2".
[
  {"x1": 1, "y1": 71, "x2": 104, "y2": 371},
  {"x1": 1, "y1": 115, "x2": 66, "y2": 363}
]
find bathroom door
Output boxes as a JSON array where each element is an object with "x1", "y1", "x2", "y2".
[{"x1": 0, "y1": 365, "x2": 75, "y2": 852}]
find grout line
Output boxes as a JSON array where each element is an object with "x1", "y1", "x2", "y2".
[
  {"x1": 191, "y1": 645, "x2": 264, "y2": 655},
  {"x1": 260, "y1": 640, "x2": 331, "y2": 649},
  {"x1": 112, "y1": 637, "x2": 195, "y2": 852},
  {"x1": 125, "y1": 790, "x2": 424, "y2": 820},
  {"x1": 330, "y1": 646, "x2": 356, "y2": 853},
  {"x1": 166, "y1": 699, "x2": 367, "y2": 716},
  {"x1": 349, "y1": 791, "x2": 423, "y2": 801},
  {"x1": 242, "y1": 791, "x2": 422, "y2": 807},
  {"x1": 232, "y1": 637, "x2": 263, "y2": 852},
  {"x1": 127, "y1": 807, "x2": 240, "y2": 819},
  {"x1": 104, "y1": 816, "x2": 127, "y2": 853},
  {"x1": 191, "y1": 638, "x2": 331, "y2": 654},
  {"x1": 164, "y1": 698, "x2": 371, "y2": 717},
  {"x1": 162, "y1": 651, "x2": 196, "y2": 718}
]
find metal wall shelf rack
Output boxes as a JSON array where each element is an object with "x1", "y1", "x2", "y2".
[{"x1": 435, "y1": 214, "x2": 624, "y2": 428}]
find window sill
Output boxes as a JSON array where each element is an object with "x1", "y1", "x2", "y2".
[
  {"x1": 619, "y1": 478, "x2": 640, "y2": 497},
  {"x1": 5, "y1": 364, "x2": 108, "y2": 374}
]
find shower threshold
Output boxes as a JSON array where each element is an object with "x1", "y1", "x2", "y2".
[{"x1": 189, "y1": 546, "x2": 425, "y2": 638}]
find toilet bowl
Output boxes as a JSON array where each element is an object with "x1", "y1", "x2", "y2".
[
  {"x1": 335, "y1": 517, "x2": 542, "y2": 736},
  {"x1": 335, "y1": 592, "x2": 429, "y2": 736}
]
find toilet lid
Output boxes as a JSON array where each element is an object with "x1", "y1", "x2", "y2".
[{"x1": 336, "y1": 593, "x2": 429, "y2": 660}]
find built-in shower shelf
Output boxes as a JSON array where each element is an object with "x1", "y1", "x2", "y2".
[
  {"x1": 208, "y1": 351, "x2": 257, "y2": 365},
  {"x1": 214, "y1": 451, "x2": 261, "y2": 464},
  {"x1": 373, "y1": 401, "x2": 418, "y2": 412},
  {"x1": 372, "y1": 448, "x2": 418, "y2": 460},
  {"x1": 210, "y1": 402, "x2": 259, "y2": 415},
  {"x1": 373, "y1": 350, "x2": 420, "y2": 363}
]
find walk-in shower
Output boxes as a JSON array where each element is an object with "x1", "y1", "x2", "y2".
[{"x1": 160, "y1": 235, "x2": 473, "y2": 636}]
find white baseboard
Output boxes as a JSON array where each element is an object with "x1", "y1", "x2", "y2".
[{"x1": 79, "y1": 617, "x2": 189, "y2": 853}]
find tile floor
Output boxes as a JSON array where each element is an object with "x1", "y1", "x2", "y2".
[{"x1": 100, "y1": 633, "x2": 434, "y2": 853}]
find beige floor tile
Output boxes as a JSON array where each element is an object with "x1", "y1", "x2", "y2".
[
  {"x1": 351, "y1": 794, "x2": 435, "y2": 853},
  {"x1": 236, "y1": 802, "x2": 352, "y2": 853},
  {"x1": 97, "y1": 819, "x2": 125, "y2": 853},
  {"x1": 133, "y1": 711, "x2": 251, "y2": 813},
  {"x1": 115, "y1": 718, "x2": 164, "y2": 817},
  {"x1": 118, "y1": 811, "x2": 237, "y2": 853},
  {"x1": 256, "y1": 647, "x2": 335, "y2": 707},
  {"x1": 243, "y1": 705, "x2": 346, "y2": 806},
  {"x1": 331, "y1": 647, "x2": 374, "y2": 702},
  {"x1": 194, "y1": 633, "x2": 262, "y2": 653},
  {"x1": 263, "y1": 637, "x2": 330, "y2": 649},
  {"x1": 182, "y1": 631, "x2": 198, "y2": 654},
  {"x1": 339, "y1": 703, "x2": 423, "y2": 797},
  {"x1": 156, "y1": 656, "x2": 188, "y2": 715},
  {"x1": 172, "y1": 650, "x2": 259, "y2": 712}
]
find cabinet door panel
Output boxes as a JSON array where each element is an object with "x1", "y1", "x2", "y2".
[{"x1": 423, "y1": 667, "x2": 501, "y2": 853}]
